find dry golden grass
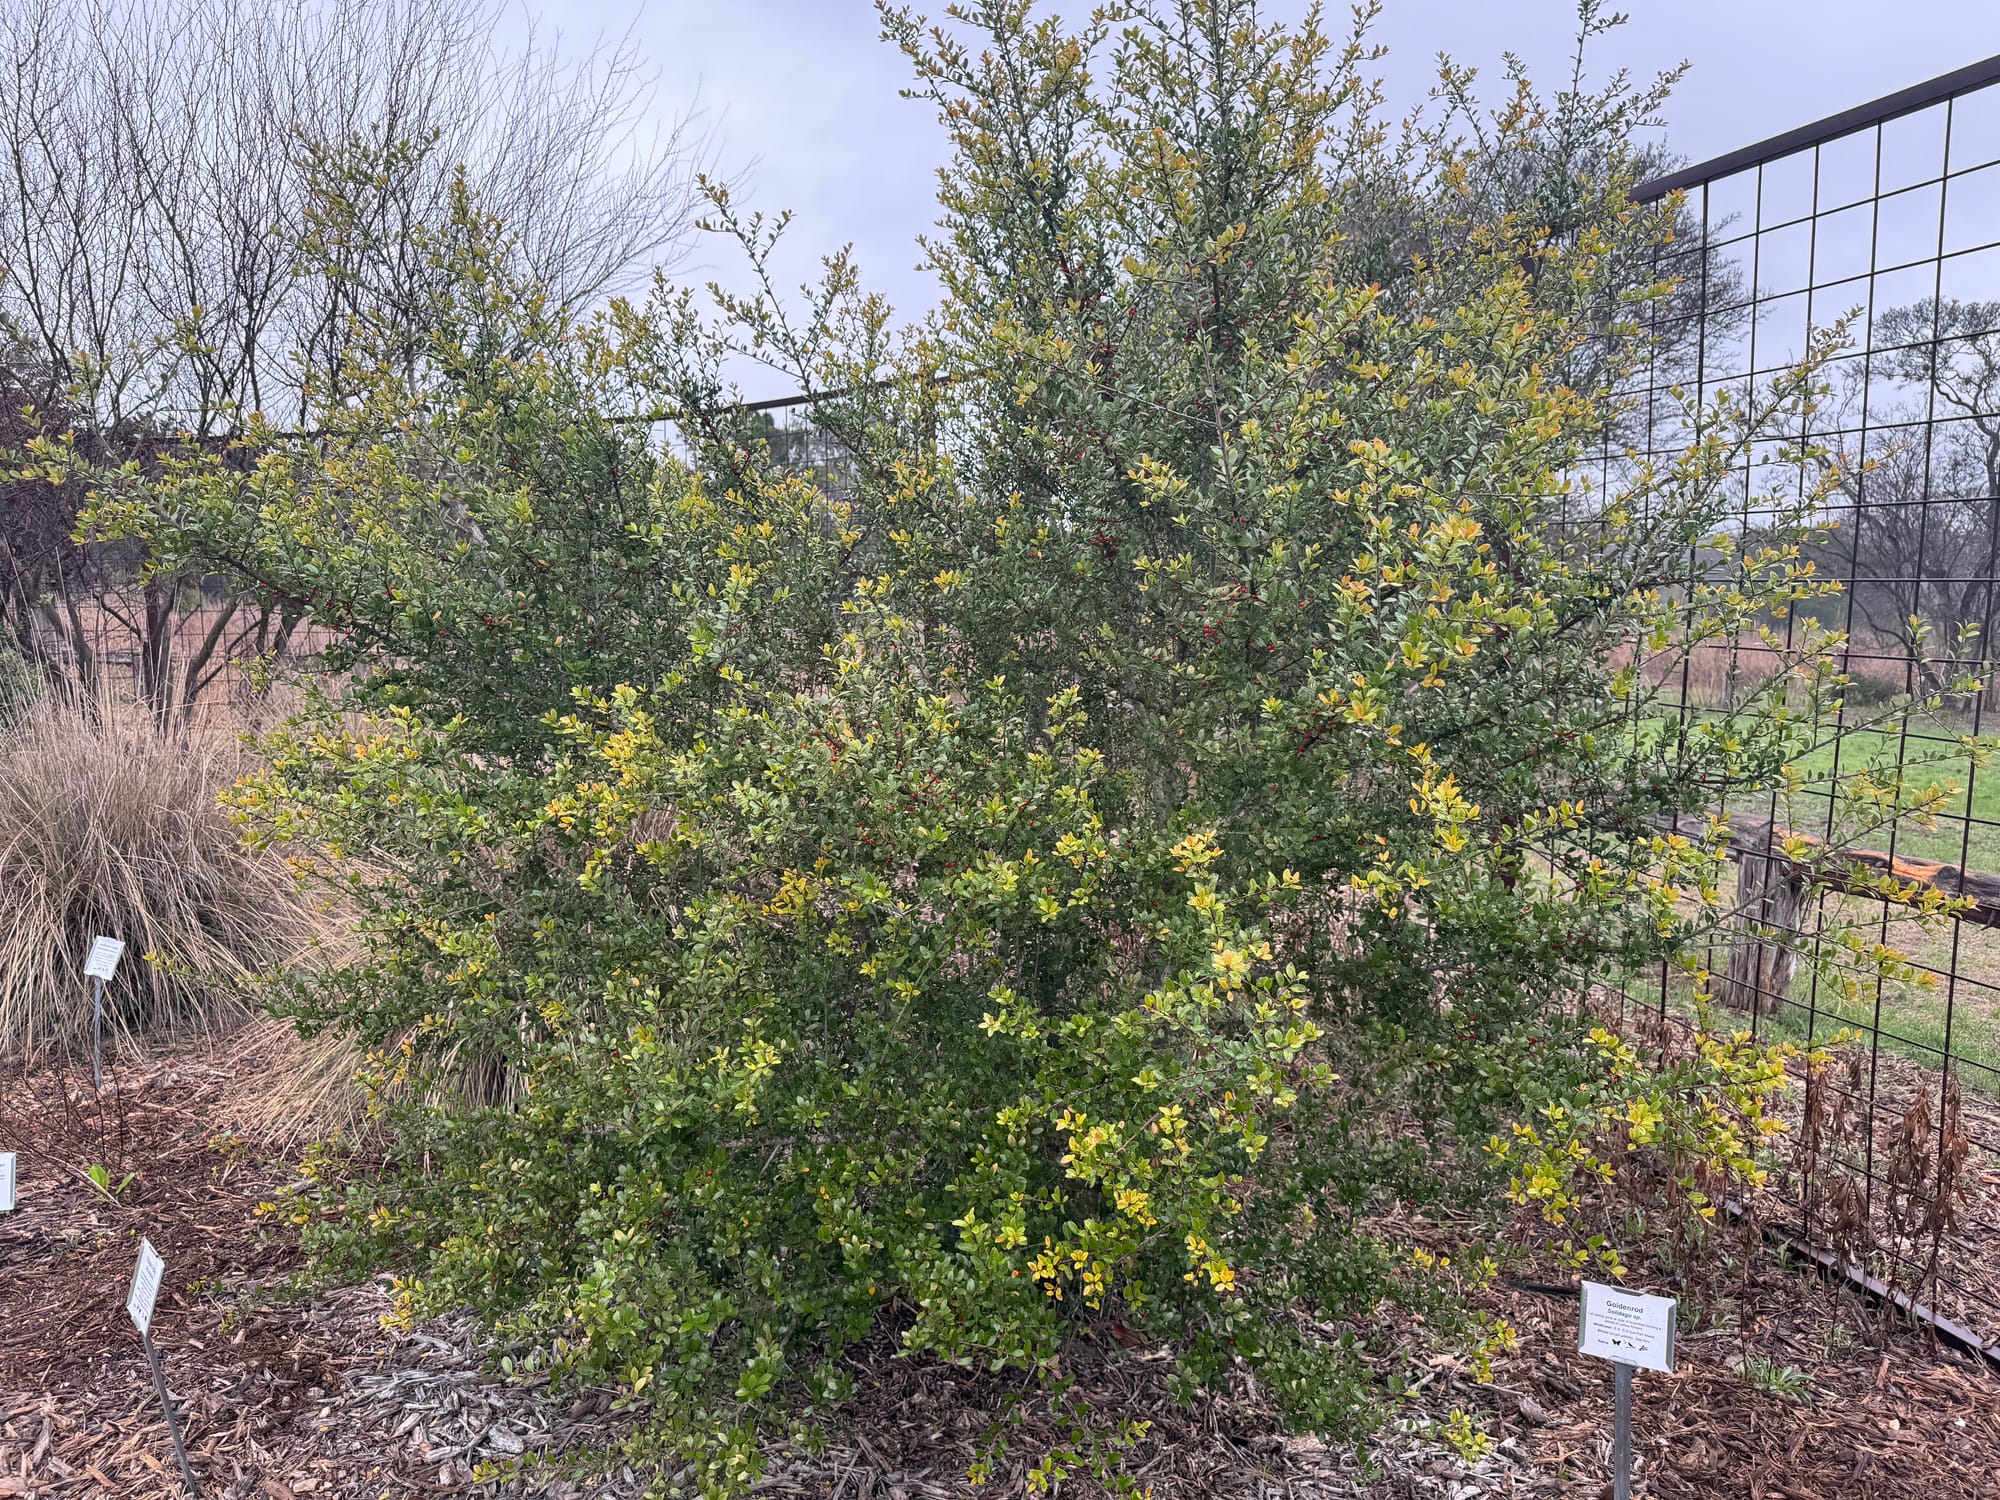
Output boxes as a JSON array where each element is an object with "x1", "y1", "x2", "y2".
[
  {"x1": 0, "y1": 689, "x2": 314, "y2": 1062},
  {"x1": 224, "y1": 1019, "x2": 375, "y2": 1147}
]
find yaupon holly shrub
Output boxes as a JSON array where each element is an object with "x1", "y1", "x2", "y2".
[{"x1": 68, "y1": 0, "x2": 1988, "y2": 1486}]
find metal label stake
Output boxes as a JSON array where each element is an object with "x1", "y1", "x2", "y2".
[
  {"x1": 1577, "y1": 1281, "x2": 1677, "y2": 1500},
  {"x1": 83, "y1": 936, "x2": 126, "y2": 1091},
  {"x1": 128, "y1": 1238, "x2": 198, "y2": 1496},
  {"x1": 1612, "y1": 1359, "x2": 1633, "y2": 1498},
  {"x1": 142, "y1": 1326, "x2": 199, "y2": 1496}
]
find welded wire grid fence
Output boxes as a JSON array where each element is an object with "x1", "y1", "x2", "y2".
[
  {"x1": 1626, "y1": 56, "x2": 2000, "y2": 1343},
  {"x1": 26, "y1": 596, "x2": 339, "y2": 730}
]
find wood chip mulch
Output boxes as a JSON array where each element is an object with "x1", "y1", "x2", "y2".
[
  {"x1": 6, "y1": 1045, "x2": 2000, "y2": 1498},
  {"x1": 1457, "y1": 1272, "x2": 2000, "y2": 1500},
  {"x1": 1374, "y1": 1187, "x2": 2000, "y2": 1500}
]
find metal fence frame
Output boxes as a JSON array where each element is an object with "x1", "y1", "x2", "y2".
[{"x1": 1629, "y1": 54, "x2": 2000, "y2": 1345}]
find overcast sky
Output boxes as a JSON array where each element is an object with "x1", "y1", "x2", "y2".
[{"x1": 523, "y1": 0, "x2": 2000, "y2": 398}]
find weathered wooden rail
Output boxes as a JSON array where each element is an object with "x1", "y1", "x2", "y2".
[{"x1": 1657, "y1": 812, "x2": 2000, "y2": 1014}]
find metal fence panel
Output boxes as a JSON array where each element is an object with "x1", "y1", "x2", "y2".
[{"x1": 1629, "y1": 56, "x2": 2000, "y2": 1343}]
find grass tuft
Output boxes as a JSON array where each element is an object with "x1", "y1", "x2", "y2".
[
  {"x1": 226, "y1": 1019, "x2": 374, "y2": 1147},
  {"x1": 0, "y1": 689, "x2": 310, "y2": 1061},
  {"x1": 1737, "y1": 1353, "x2": 1814, "y2": 1402}
]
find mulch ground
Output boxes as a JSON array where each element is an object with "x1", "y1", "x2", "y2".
[
  {"x1": 1465, "y1": 1269, "x2": 2000, "y2": 1499},
  {"x1": 4, "y1": 1044, "x2": 2000, "y2": 1498},
  {"x1": 0, "y1": 1053, "x2": 345, "y2": 1496}
]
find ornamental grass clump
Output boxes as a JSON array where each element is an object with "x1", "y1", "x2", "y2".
[{"x1": 0, "y1": 688, "x2": 310, "y2": 1060}]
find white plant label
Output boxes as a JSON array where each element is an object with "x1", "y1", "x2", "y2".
[
  {"x1": 128, "y1": 1237, "x2": 165, "y2": 1335},
  {"x1": 0, "y1": 1152, "x2": 13, "y2": 1212},
  {"x1": 84, "y1": 936, "x2": 126, "y2": 981},
  {"x1": 1578, "y1": 1280, "x2": 1677, "y2": 1374}
]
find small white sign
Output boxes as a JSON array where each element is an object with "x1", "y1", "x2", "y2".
[
  {"x1": 0, "y1": 1152, "x2": 13, "y2": 1212},
  {"x1": 128, "y1": 1237, "x2": 165, "y2": 1335},
  {"x1": 84, "y1": 936, "x2": 126, "y2": 982},
  {"x1": 1578, "y1": 1280, "x2": 1677, "y2": 1374}
]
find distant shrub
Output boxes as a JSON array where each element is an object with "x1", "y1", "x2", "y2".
[{"x1": 0, "y1": 691, "x2": 310, "y2": 1059}]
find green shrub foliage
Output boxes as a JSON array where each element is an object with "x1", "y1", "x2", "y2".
[{"x1": 71, "y1": 0, "x2": 1977, "y2": 1476}]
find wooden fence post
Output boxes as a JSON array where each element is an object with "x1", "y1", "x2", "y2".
[{"x1": 1720, "y1": 825, "x2": 1805, "y2": 1015}]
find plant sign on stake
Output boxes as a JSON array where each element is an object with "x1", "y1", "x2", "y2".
[
  {"x1": 1577, "y1": 1280, "x2": 1677, "y2": 1500},
  {"x1": 82, "y1": 936, "x2": 125, "y2": 1091},
  {"x1": 128, "y1": 1237, "x2": 199, "y2": 1496},
  {"x1": 0, "y1": 1152, "x2": 13, "y2": 1213}
]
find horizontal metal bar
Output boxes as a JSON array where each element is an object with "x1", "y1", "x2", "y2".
[
  {"x1": 1753, "y1": 1207, "x2": 2000, "y2": 1371},
  {"x1": 611, "y1": 372, "x2": 954, "y2": 426},
  {"x1": 1634, "y1": 53, "x2": 2000, "y2": 203},
  {"x1": 607, "y1": 383, "x2": 874, "y2": 424}
]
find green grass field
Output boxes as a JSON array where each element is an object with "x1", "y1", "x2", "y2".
[
  {"x1": 1766, "y1": 725, "x2": 2000, "y2": 872},
  {"x1": 1755, "y1": 908, "x2": 2000, "y2": 1086},
  {"x1": 1630, "y1": 921, "x2": 2000, "y2": 1096},
  {"x1": 1668, "y1": 719, "x2": 2000, "y2": 1090}
]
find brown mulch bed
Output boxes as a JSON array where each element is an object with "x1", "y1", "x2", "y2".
[
  {"x1": 0, "y1": 1052, "x2": 353, "y2": 1496},
  {"x1": 0, "y1": 1056, "x2": 300, "y2": 1388},
  {"x1": 1466, "y1": 1271, "x2": 2000, "y2": 1499},
  {"x1": 0, "y1": 1053, "x2": 650, "y2": 1498},
  {"x1": 5, "y1": 1044, "x2": 2000, "y2": 1497}
]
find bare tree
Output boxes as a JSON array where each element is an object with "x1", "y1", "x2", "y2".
[
  {"x1": 1807, "y1": 299, "x2": 2000, "y2": 693},
  {"x1": 0, "y1": 0, "x2": 711, "y2": 721}
]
